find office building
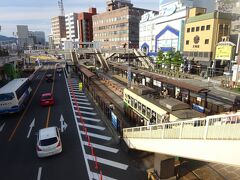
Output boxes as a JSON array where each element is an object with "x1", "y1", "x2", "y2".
[
  {"x1": 17, "y1": 25, "x2": 32, "y2": 49},
  {"x1": 77, "y1": 8, "x2": 97, "y2": 48},
  {"x1": 92, "y1": 0, "x2": 150, "y2": 49},
  {"x1": 30, "y1": 31, "x2": 45, "y2": 45},
  {"x1": 51, "y1": 16, "x2": 66, "y2": 49}
]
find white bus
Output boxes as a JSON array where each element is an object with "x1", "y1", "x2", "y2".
[{"x1": 0, "y1": 78, "x2": 32, "y2": 114}]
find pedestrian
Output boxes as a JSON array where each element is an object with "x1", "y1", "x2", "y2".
[{"x1": 161, "y1": 112, "x2": 170, "y2": 124}]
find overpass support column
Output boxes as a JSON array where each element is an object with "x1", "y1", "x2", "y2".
[{"x1": 154, "y1": 153, "x2": 176, "y2": 179}]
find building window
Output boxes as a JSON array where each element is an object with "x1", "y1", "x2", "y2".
[
  {"x1": 187, "y1": 28, "x2": 190, "y2": 32},
  {"x1": 186, "y1": 40, "x2": 189, "y2": 45},
  {"x1": 205, "y1": 39, "x2": 209, "y2": 44},
  {"x1": 196, "y1": 27, "x2": 200, "y2": 31},
  {"x1": 201, "y1": 26, "x2": 205, "y2": 31},
  {"x1": 204, "y1": 52, "x2": 208, "y2": 57},
  {"x1": 206, "y1": 25, "x2": 210, "y2": 30},
  {"x1": 191, "y1": 27, "x2": 195, "y2": 32}
]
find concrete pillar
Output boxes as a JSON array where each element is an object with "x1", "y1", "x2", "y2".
[{"x1": 154, "y1": 153, "x2": 176, "y2": 180}]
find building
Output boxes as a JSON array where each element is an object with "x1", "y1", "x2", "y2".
[
  {"x1": 92, "y1": 0, "x2": 150, "y2": 49},
  {"x1": 51, "y1": 16, "x2": 66, "y2": 49},
  {"x1": 65, "y1": 13, "x2": 78, "y2": 41},
  {"x1": 48, "y1": 34, "x2": 54, "y2": 50},
  {"x1": 183, "y1": 8, "x2": 233, "y2": 66},
  {"x1": 139, "y1": 0, "x2": 217, "y2": 56},
  {"x1": 17, "y1": 25, "x2": 33, "y2": 49},
  {"x1": 77, "y1": 8, "x2": 97, "y2": 48},
  {"x1": 30, "y1": 31, "x2": 45, "y2": 45}
]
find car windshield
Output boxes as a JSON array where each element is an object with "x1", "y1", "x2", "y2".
[
  {"x1": 42, "y1": 95, "x2": 52, "y2": 100},
  {"x1": 40, "y1": 137, "x2": 58, "y2": 146},
  {"x1": 0, "y1": 93, "x2": 15, "y2": 102}
]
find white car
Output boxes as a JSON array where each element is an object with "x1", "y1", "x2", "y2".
[{"x1": 36, "y1": 127, "x2": 62, "y2": 158}]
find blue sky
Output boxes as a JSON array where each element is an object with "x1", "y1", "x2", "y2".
[{"x1": 0, "y1": 0, "x2": 159, "y2": 38}]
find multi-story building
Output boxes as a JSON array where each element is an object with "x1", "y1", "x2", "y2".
[
  {"x1": 92, "y1": 0, "x2": 150, "y2": 49},
  {"x1": 51, "y1": 16, "x2": 66, "y2": 49},
  {"x1": 48, "y1": 34, "x2": 54, "y2": 50},
  {"x1": 29, "y1": 31, "x2": 45, "y2": 45},
  {"x1": 139, "y1": 0, "x2": 217, "y2": 56},
  {"x1": 183, "y1": 8, "x2": 232, "y2": 66},
  {"x1": 77, "y1": 8, "x2": 97, "y2": 48},
  {"x1": 65, "y1": 13, "x2": 78, "y2": 41},
  {"x1": 17, "y1": 25, "x2": 33, "y2": 49}
]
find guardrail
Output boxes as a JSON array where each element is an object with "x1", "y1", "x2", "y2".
[{"x1": 123, "y1": 112, "x2": 240, "y2": 140}]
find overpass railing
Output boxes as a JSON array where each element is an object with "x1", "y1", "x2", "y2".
[{"x1": 123, "y1": 112, "x2": 240, "y2": 140}]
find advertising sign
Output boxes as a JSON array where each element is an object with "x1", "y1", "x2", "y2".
[
  {"x1": 215, "y1": 45, "x2": 234, "y2": 60},
  {"x1": 111, "y1": 111, "x2": 118, "y2": 129}
]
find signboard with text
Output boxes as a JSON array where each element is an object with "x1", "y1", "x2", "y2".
[{"x1": 215, "y1": 44, "x2": 234, "y2": 60}]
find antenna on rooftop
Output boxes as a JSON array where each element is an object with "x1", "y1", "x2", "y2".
[{"x1": 58, "y1": 0, "x2": 65, "y2": 16}]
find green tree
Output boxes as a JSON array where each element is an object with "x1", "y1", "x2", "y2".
[
  {"x1": 4, "y1": 63, "x2": 18, "y2": 79},
  {"x1": 171, "y1": 51, "x2": 184, "y2": 70},
  {"x1": 156, "y1": 50, "x2": 165, "y2": 68},
  {"x1": 164, "y1": 51, "x2": 174, "y2": 68}
]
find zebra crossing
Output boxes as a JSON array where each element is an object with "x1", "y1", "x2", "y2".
[{"x1": 66, "y1": 77, "x2": 128, "y2": 180}]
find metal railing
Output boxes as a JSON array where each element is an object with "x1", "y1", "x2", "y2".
[{"x1": 123, "y1": 112, "x2": 240, "y2": 140}]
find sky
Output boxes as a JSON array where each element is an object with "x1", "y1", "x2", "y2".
[{"x1": 0, "y1": 0, "x2": 159, "y2": 38}]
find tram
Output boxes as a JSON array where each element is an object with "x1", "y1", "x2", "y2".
[{"x1": 123, "y1": 85, "x2": 202, "y2": 125}]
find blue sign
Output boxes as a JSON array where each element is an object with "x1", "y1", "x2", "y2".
[
  {"x1": 192, "y1": 103, "x2": 205, "y2": 113},
  {"x1": 111, "y1": 112, "x2": 118, "y2": 129}
]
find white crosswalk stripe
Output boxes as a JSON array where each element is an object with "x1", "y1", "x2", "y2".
[
  {"x1": 76, "y1": 116, "x2": 101, "y2": 122},
  {"x1": 78, "y1": 122, "x2": 105, "y2": 130},
  {"x1": 79, "y1": 111, "x2": 96, "y2": 115},
  {"x1": 73, "y1": 101, "x2": 91, "y2": 105},
  {"x1": 91, "y1": 172, "x2": 117, "y2": 180},
  {"x1": 73, "y1": 97, "x2": 88, "y2": 101},
  {"x1": 80, "y1": 131, "x2": 111, "y2": 141},
  {"x1": 74, "y1": 106, "x2": 93, "y2": 110},
  {"x1": 86, "y1": 154, "x2": 128, "y2": 170},
  {"x1": 82, "y1": 141, "x2": 118, "y2": 153}
]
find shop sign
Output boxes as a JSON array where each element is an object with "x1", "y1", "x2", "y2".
[
  {"x1": 111, "y1": 112, "x2": 118, "y2": 129},
  {"x1": 215, "y1": 45, "x2": 234, "y2": 60}
]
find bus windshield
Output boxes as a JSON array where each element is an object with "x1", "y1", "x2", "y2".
[{"x1": 0, "y1": 93, "x2": 15, "y2": 102}]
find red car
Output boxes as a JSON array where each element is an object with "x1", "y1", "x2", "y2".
[{"x1": 40, "y1": 93, "x2": 54, "y2": 106}]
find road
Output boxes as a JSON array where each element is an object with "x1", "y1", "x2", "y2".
[{"x1": 0, "y1": 65, "x2": 145, "y2": 180}]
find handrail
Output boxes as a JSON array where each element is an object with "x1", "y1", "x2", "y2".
[{"x1": 123, "y1": 112, "x2": 240, "y2": 140}]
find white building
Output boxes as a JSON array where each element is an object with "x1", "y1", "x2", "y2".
[
  {"x1": 64, "y1": 12, "x2": 79, "y2": 49},
  {"x1": 139, "y1": 0, "x2": 216, "y2": 56}
]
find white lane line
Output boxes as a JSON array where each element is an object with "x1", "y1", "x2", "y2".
[
  {"x1": 83, "y1": 141, "x2": 119, "y2": 153},
  {"x1": 77, "y1": 116, "x2": 101, "y2": 122},
  {"x1": 79, "y1": 111, "x2": 96, "y2": 115},
  {"x1": 92, "y1": 172, "x2": 117, "y2": 180},
  {"x1": 37, "y1": 167, "x2": 42, "y2": 180},
  {"x1": 76, "y1": 106, "x2": 93, "y2": 110},
  {"x1": 86, "y1": 154, "x2": 128, "y2": 170},
  {"x1": 80, "y1": 131, "x2": 111, "y2": 141},
  {"x1": 78, "y1": 122, "x2": 105, "y2": 130},
  {"x1": 0, "y1": 122, "x2": 6, "y2": 132},
  {"x1": 64, "y1": 76, "x2": 92, "y2": 179},
  {"x1": 74, "y1": 101, "x2": 91, "y2": 105}
]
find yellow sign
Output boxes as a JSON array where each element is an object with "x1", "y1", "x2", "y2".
[
  {"x1": 79, "y1": 82, "x2": 83, "y2": 91},
  {"x1": 215, "y1": 45, "x2": 233, "y2": 60}
]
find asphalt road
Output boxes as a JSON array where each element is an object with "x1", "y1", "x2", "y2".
[{"x1": 0, "y1": 65, "x2": 146, "y2": 180}]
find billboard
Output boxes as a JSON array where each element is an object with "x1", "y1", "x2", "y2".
[{"x1": 215, "y1": 45, "x2": 234, "y2": 60}]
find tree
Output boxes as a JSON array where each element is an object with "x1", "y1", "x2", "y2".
[
  {"x1": 156, "y1": 50, "x2": 165, "y2": 68},
  {"x1": 171, "y1": 51, "x2": 184, "y2": 70},
  {"x1": 4, "y1": 63, "x2": 18, "y2": 79}
]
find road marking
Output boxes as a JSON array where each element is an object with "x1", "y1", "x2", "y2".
[
  {"x1": 83, "y1": 141, "x2": 119, "y2": 153},
  {"x1": 9, "y1": 71, "x2": 46, "y2": 141},
  {"x1": 72, "y1": 94, "x2": 86, "y2": 98},
  {"x1": 45, "y1": 68, "x2": 56, "y2": 128},
  {"x1": 64, "y1": 76, "x2": 93, "y2": 180},
  {"x1": 74, "y1": 101, "x2": 91, "y2": 105},
  {"x1": 91, "y1": 172, "x2": 117, "y2": 180},
  {"x1": 78, "y1": 122, "x2": 105, "y2": 130},
  {"x1": 76, "y1": 116, "x2": 100, "y2": 122},
  {"x1": 80, "y1": 131, "x2": 111, "y2": 140},
  {"x1": 76, "y1": 106, "x2": 93, "y2": 110},
  {"x1": 79, "y1": 111, "x2": 96, "y2": 115},
  {"x1": 60, "y1": 114, "x2": 68, "y2": 132},
  {"x1": 0, "y1": 122, "x2": 6, "y2": 132},
  {"x1": 72, "y1": 97, "x2": 89, "y2": 101},
  {"x1": 86, "y1": 154, "x2": 128, "y2": 170},
  {"x1": 37, "y1": 167, "x2": 42, "y2": 180},
  {"x1": 27, "y1": 118, "x2": 35, "y2": 138}
]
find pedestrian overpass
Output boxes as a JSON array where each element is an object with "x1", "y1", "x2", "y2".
[{"x1": 123, "y1": 112, "x2": 240, "y2": 167}]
